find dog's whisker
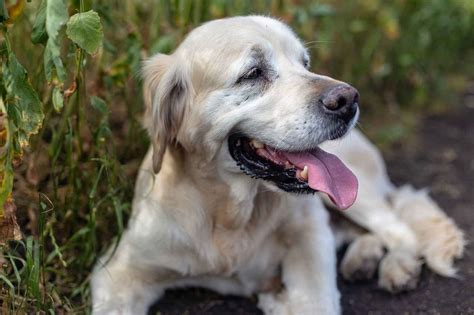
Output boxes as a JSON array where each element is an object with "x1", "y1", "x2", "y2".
[
  {"x1": 355, "y1": 121, "x2": 366, "y2": 132},
  {"x1": 304, "y1": 40, "x2": 332, "y2": 46}
]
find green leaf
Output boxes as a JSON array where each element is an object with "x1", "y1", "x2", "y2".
[
  {"x1": 66, "y1": 10, "x2": 104, "y2": 54},
  {"x1": 90, "y1": 96, "x2": 108, "y2": 115},
  {"x1": 6, "y1": 54, "x2": 44, "y2": 149},
  {"x1": 52, "y1": 85, "x2": 64, "y2": 112},
  {"x1": 150, "y1": 35, "x2": 176, "y2": 55},
  {"x1": 0, "y1": 273, "x2": 14, "y2": 291},
  {"x1": 0, "y1": 0, "x2": 9, "y2": 23},
  {"x1": 44, "y1": 39, "x2": 66, "y2": 82},
  {"x1": 0, "y1": 98, "x2": 14, "y2": 215},
  {"x1": 43, "y1": 0, "x2": 68, "y2": 83},
  {"x1": 46, "y1": 0, "x2": 68, "y2": 41},
  {"x1": 31, "y1": 0, "x2": 48, "y2": 45},
  {"x1": 25, "y1": 237, "x2": 41, "y2": 301}
]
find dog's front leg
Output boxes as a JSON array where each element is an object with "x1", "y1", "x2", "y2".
[
  {"x1": 91, "y1": 200, "x2": 185, "y2": 315},
  {"x1": 91, "y1": 234, "x2": 172, "y2": 315},
  {"x1": 259, "y1": 199, "x2": 340, "y2": 315}
]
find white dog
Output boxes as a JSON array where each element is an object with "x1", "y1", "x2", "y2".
[{"x1": 91, "y1": 16, "x2": 464, "y2": 314}]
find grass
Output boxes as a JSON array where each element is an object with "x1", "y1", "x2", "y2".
[{"x1": 0, "y1": 0, "x2": 473, "y2": 313}]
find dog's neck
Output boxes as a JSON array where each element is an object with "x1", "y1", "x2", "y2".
[
  {"x1": 158, "y1": 145, "x2": 282, "y2": 230},
  {"x1": 151, "y1": 146, "x2": 289, "y2": 272}
]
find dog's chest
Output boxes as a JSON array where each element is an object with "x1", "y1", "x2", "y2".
[
  {"x1": 209, "y1": 227, "x2": 285, "y2": 289},
  {"x1": 211, "y1": 229, "x2": 258, "y2": 273},
  {"x1": 208, "y1": 208, "x2": 287, "y2": 276}
]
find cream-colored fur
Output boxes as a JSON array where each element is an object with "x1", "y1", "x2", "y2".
[
  {"x1": 323, "y1": 130, "x2": 464, "y2": 292},
  {"x1": 91, "y1": 16, "x2": 464, "y2": 314},
  {"x1": 389, "y1": 185, "x2": 465, "y2": 276}
]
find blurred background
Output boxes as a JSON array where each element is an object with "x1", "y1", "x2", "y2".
[{"x1": 1, "y1": 0, "x2": 473, "y2": 313}]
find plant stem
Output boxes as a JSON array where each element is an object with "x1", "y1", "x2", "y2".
[{"x1": 74, "y1": 47, "x2": 84, "y2": 158}]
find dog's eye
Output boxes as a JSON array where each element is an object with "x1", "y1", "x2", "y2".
[
  {"x1": 242, "y1": 67, "x2": 263, "y2": 80},
  {"x1": 303, "y1": 59, "x2": 310, "y2": 68}
]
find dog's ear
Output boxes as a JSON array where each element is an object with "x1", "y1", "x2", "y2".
[{"x1": 143, "y1": 54, "x2": 190, "y2": 174}]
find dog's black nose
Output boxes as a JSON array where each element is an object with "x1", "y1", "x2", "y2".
[{"x1": 320, "y1": 85, "x2": 359, "y2": 122}]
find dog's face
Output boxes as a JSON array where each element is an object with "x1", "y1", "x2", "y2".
[{"x1": 143, "y1": 16, "x2": 359, "y2": 209}]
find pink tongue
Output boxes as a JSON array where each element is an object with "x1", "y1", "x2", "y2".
[{"x1": 283, "y1": 148, "x2": 358, "y2": 210}]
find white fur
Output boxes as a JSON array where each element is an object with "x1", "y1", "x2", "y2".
[{"x1": 91, "y1": 16, "x2": 465, "y2": 314}]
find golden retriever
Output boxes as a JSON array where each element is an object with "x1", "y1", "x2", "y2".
[{"x1": 91, "y1": 16, "x2": 464, "y2": 314}]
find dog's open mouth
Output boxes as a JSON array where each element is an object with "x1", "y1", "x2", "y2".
[{"x1": 228, "y1": 134, "x2": 358, "y2": 209}]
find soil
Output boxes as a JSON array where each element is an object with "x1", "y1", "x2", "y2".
[{"x1": 150, "y1": 90, "x2": 474, "y2": 315}]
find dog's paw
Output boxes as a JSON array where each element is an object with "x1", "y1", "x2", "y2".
[
  {"x1": 340, "y1": 234, "x2": 384, "y2": 281},
  {"x1": 389, "y1": 185, "x2": 465, "y2": 277},
  {"x1": 378, "y1": 249, "x2": 422, "y2": 293},
  {"x1": 258, "y1": 292, "x2": 291, "y2": 315},
  {"x1": 420, "y1": 217, "x2": 465, "y2": 277},
  {"x1": 259, "y1": 290, "x2": 340, "y2": 315}
]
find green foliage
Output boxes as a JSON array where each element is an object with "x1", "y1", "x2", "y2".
[
  {"x1": 52, "y1": 85, "x2": 63, "y2": 112},
  {"x1": 43, "y1": 0, "x2": 68, "y2": 83},
  {"x1": 31, "y1": 0, "x2": 47, "y2": 45},
  {"x1": 290, "y1": 0, "x2": 474, "y2": 116},
  {"x1": 90, "y1": 95, "x2": 108, "y2": 115},
  {"x1": 1, "y1": 32, "x2": 43, "y2": 213},
  {"x1": 0, "y1": 1, "x2": 8, "y2": 23},
  {"x1": 1, "y1": 0, "x2": 118, "y2": 312},
  {"x1": 46, "y1": 0, "x2": 68, "y2": 41},
  {"x1": 66, "y1": 10, "x2": 103, "y2": 54},
  {"x1": 5, "y1": 53, "x2": 44, "y2": 150},
  {"x1": 0, "y1": 0, "x2": 472, "y2": 313}
]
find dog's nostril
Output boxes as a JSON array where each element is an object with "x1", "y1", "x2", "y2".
[
  {"x1": 337, "y1": 96, "x2": 347, "y2": 109},
  {"x1": 320, "y1": 85, "x2": 359, "y2": 111}
]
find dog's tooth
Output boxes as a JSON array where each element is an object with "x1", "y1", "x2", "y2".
[
  {"x1": 300, "y1": 165, "x2": 308, "y2": 181},
  {"x1": 251, "y1": 139, "x2": 264, "y2": 149}
]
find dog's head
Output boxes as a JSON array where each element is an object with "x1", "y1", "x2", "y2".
[{"x1": 143, "y1": 16, "x2": 359, "y2": 209}]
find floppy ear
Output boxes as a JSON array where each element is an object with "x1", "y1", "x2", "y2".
[{"x1": 142, "y1": 54, "x2": 190, "y2": 174}]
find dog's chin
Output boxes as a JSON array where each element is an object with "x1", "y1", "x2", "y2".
[{"x1": 228, "y1": 134, "x2": 314, "y2": 193}]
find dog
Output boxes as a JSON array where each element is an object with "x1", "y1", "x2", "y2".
[{"x1": 91, "y1": 16, "x2": 465, "y2": 314}]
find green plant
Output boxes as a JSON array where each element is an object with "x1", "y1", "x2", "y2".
[
  {"x1": 0, "y1": 0, "x2": 129, "y2": 312},
  {"x1": 0, "y1": 0, "x2": 472, "y2": 313}
]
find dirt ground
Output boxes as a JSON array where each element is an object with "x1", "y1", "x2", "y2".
[{"x1": 151, "y1": 90, "x2": 474, "y2": 315}]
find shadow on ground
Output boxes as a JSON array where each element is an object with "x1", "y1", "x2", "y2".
[{"x1": 151, "y1": 91, "x2": 474, "y2": 315}]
